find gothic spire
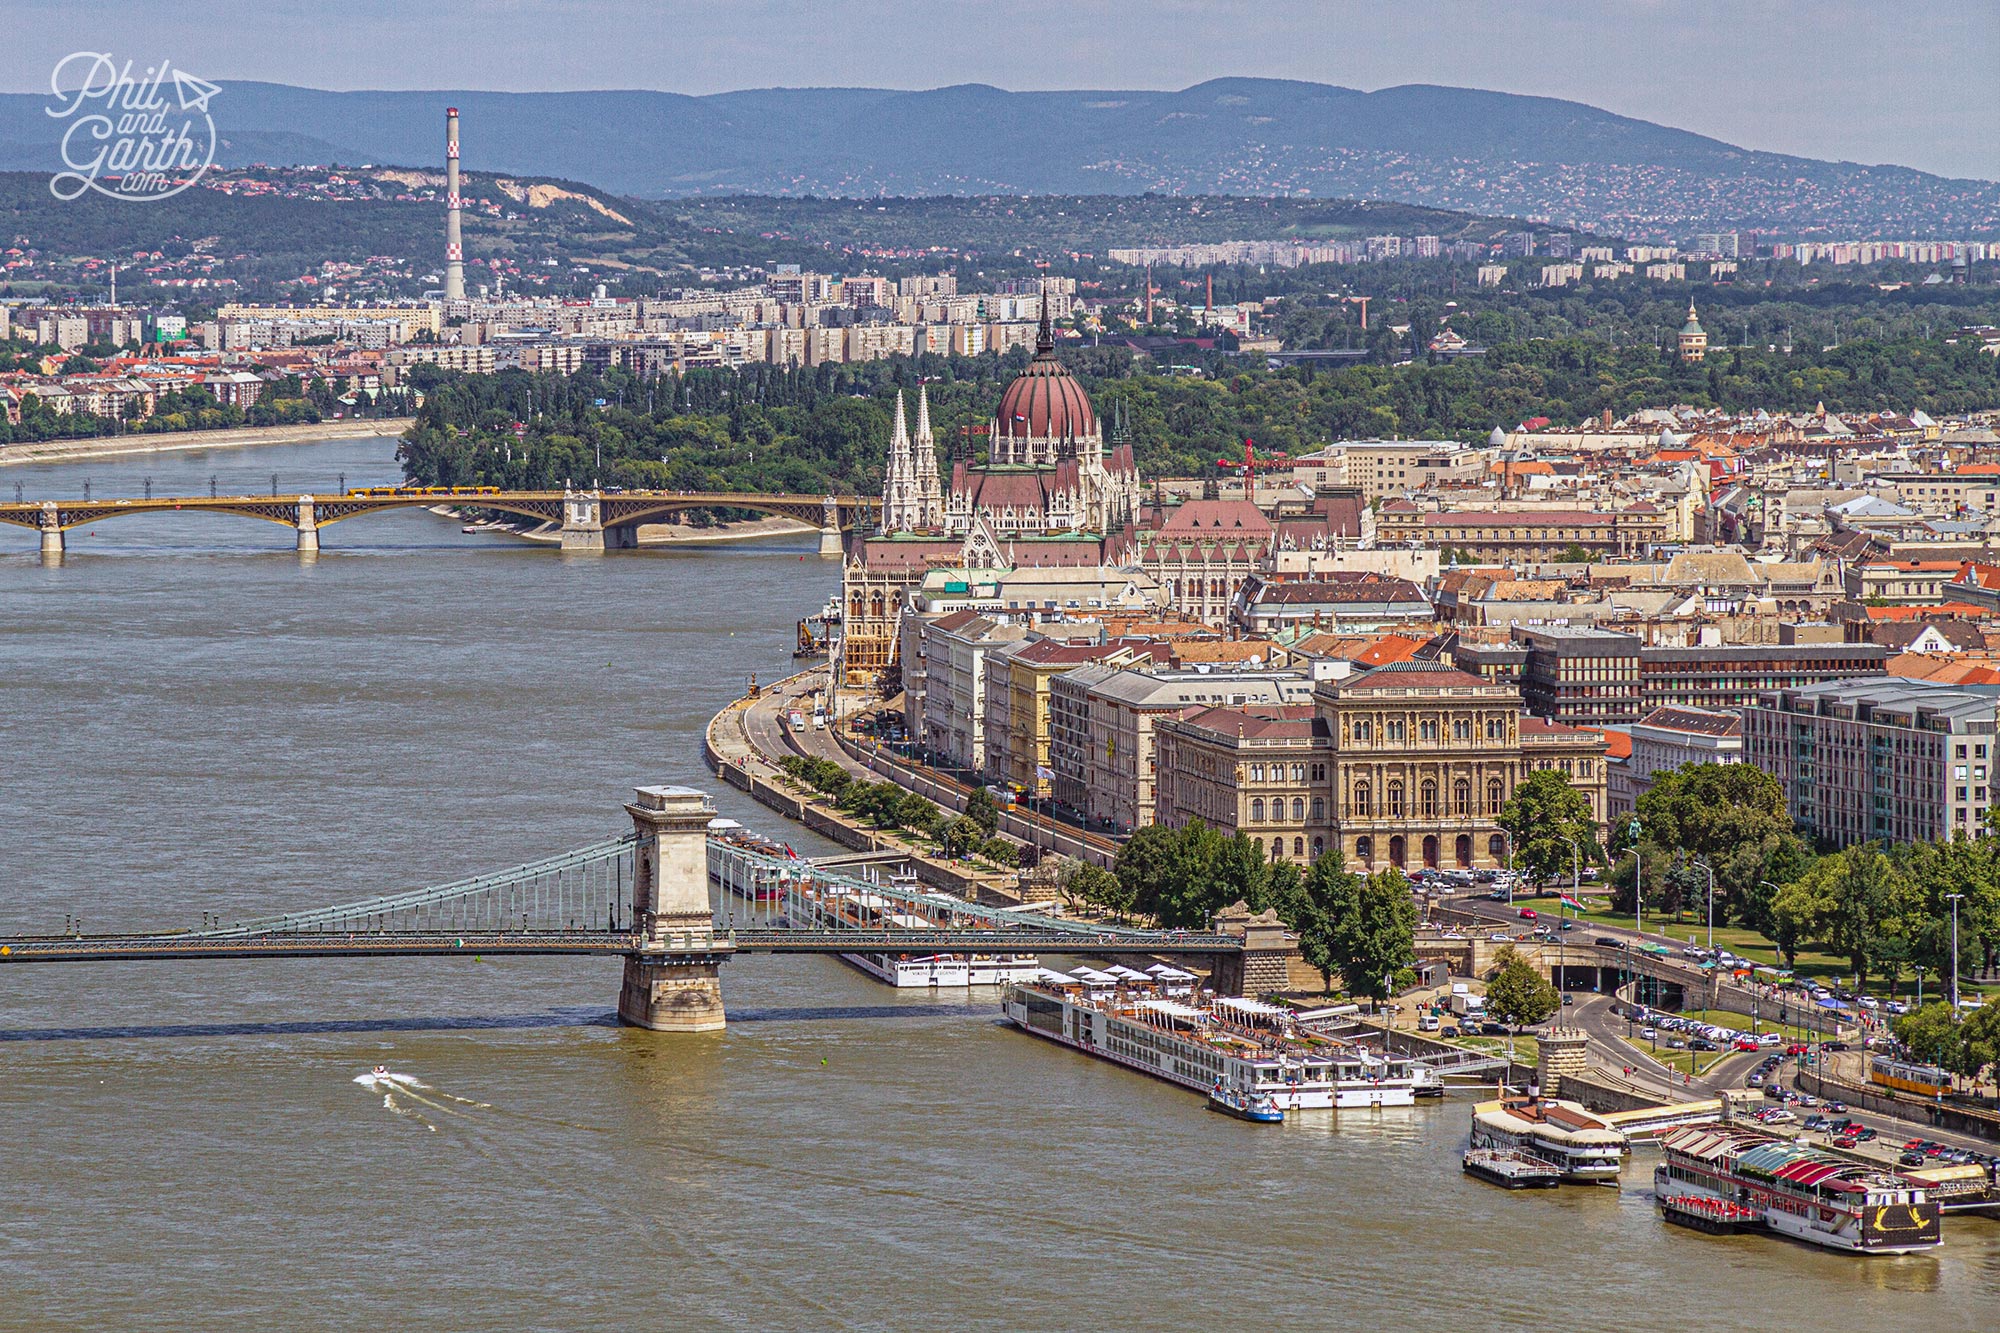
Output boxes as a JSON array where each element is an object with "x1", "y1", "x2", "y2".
[{"x1": 1036, "y1": 279, "x2": 1053, "y2": 354}]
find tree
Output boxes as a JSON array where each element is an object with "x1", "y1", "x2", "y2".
[
  {"x1": 1308, "y1": 866, "x2": 1417, "y2": 1002},
  {"x1": 1153, "y1": 820, "x2": 1230, "y2": 928},
  {"x1": 1772, "y1": 844, "x2": 1919, "y2": 987},
  {"x1": 896, "y1": 791, "x2": 941, "y2": 836},
  {"x1": 1630, "y1": 763, "x2": 1793, "y2": 923},
  {"x1": 1959, "y1": 1004, "x2": 2000, "y2": 1086},
  {"x1": 939, "y1": 816, "x2": 981, "y2": 860},
  {"x1": 964, "y1": 787, "x2": 1000, "y2": 837},
  {"x1": 1484, "y1": 945, "x2": 1561, "y2": 1030},
  {"x1": 979, "y1": 838, "x2": 1018, "y2": 869},
  {"x1": 1295, "y1": 852, "x2": 1358, "y2": 991},
  {"x1": 1497, "y1": 770, "x2": 1599, "y2": 892},
  {"x1": 1063, "y1": 862, "x2": 1133, "y2": 921},
  {"x1": 1112, "y1": 823, "x2": 1181, "y2": 925},
  {"x1": 1893, "y1": 1002, "x2": 1969, "y2": 1078}
]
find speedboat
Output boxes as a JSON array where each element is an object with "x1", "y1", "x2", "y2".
[{"x1": 371, "y1": 1064, "x2": 390, "y2": 1079}]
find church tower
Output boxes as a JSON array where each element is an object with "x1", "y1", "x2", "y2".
[
  {"x1": 913, "y1": 384, "x2": 943, "y2": 529},
  {"x1": 881, "y1": 389, "x2": 917, "y2": 531}
]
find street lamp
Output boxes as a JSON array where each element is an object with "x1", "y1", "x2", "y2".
[
  {"x1": 1947, "y1": 892, "x2": 1966, "y2": 1017},
  {"x1": 1915, "y1": 963, "x2": 1926, "y2": 1011},
  {"x1": 1625, "y1": 844, "x2": 1644, "y2": 937}
]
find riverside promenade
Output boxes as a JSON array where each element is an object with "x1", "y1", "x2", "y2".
[
  {"x1": 703, "y1": 671, "x2": 1030, "y2": 902},
  {"x1": 710, "y1": 671, "x2": 1120, "y2": 873},
  {"x1": 0, "y1": 418, "x2": 412, "y2": 468}
]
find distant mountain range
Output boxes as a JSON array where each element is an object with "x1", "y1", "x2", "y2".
[{"x1": 4, "y1": 78, "x2": 1997, "y2": 239}]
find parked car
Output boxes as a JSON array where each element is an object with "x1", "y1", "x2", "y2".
[
  {"x1": 1518, "y1": 907, "x2": 1538, "y2": 919},
  {"x1": 1900, "y1": 1150, "x2": 1928, "y2": 1166}
]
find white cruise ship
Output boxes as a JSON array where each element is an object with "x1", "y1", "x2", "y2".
[
  {"x1": 1003, "y1": 980, "x2": 1431, "y2": 1112},
  {"x1": 1469, "y1": 1098, "x2": 1628, "y2": 1183},
  {"x1": 843, "y1": 951, "x2": 1040, "y2": 988}
]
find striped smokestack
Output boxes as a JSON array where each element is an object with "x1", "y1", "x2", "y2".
[{"x1": 443, "y1": 107, "x2": 465, "y2": 302}]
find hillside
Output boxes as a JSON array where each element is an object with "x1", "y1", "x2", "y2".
[
  {"x1": 3, "y1": 78, "x2": 1995, "y2": 237},
  {"x1": 0, "y1": 169, "x2": 1529, "y2": 301}
]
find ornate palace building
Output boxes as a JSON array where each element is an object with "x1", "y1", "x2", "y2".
[
  {"x1": 1153, "y1": 659, "x2": 1607, "y2": 870},
  {"x1": 838, "y1": 303, "x2": 1141, "y2": 688}
]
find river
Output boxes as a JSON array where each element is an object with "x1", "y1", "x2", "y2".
[{"x1": 0, "y1": 435, "x2": 1995, "y2": 1331}]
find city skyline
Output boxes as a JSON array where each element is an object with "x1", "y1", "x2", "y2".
[{"x1": 2, "y1": 0, "x2": 1996, "y2": 183}]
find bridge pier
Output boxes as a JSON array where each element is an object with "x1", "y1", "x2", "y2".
[
  {"x1": 560, "y1": 489, "x2": 638, "y2": 552},
  {"x1": 296, "y1": 495, "x2": 319, "y2": 554},
  {"x1": 818, "y1": 495, "x2": 843, "y2": 558},
  {"x1": 38, "y1": 501, "x2": 63, "y2": 561},
  {"x1": 618, "y1": 784, "x2": 728, "y2": 1031}
]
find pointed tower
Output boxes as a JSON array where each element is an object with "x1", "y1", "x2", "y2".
[
  {"x1": 913, "y1": 384, "x2": 943, "y2": 529},
  {"x1": 881, "y1": 389, "x2": 915, "y2": 531}
]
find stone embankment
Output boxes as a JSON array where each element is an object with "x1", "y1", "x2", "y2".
[
  {"x1": 703, "y1": 675, "x2": 1023, "y2": 903},
  {"x1": 0, "y1": 418, "x2": 413, "y2": 467}
]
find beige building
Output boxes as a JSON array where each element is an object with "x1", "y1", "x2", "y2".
[
  {"x1": 1290, "y1": 440, "x2": 1490, "y2": 499},
  {"x1": 1153, "y1": 659, "x2": 1608, "y2": 871}
]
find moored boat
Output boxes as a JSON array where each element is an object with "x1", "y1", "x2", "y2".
[
  {"x1": 1655, "y1": 1124, "x2": 1942, "y2": 1254},
  {"x1": 1208, "y1": 1086, "x2": 1285, "y2": 1123},
  {"x1": 1004, "y1": 979, "x2": 1436, "y2": 1112},
  {"x1": 1470, "y1": 1097, "x2": 1627, "y2": 1183},
  {"x1": 1463, "y1": 1147, "x2": 1561, "y2": 1189}
]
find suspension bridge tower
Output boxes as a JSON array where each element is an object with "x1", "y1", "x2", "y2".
[{"x1": 618, "y1": 785, "x2": 731, "y2": 1031}]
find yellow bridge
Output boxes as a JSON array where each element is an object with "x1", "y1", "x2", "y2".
[{"x1": 0, "y1": 487, "x2": 881, "y2": 557}]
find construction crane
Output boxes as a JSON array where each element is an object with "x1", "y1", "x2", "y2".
[{"x1": 1215, "y1": 438, "x2": 1287, "y2": 498}]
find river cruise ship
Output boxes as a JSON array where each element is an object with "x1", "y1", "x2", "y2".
[
  {"x1": 1654, "y1": 1125, "x2": 1942, "y2": 1254},
  {"x1": 843, "y1": 950, "x2": 1040, "y2": 988},
  {"x1": 1469, "y1": 1098, "x2": 1627, "y2": 1183},
  {"x1": 1002, "y1": 980, "x2": 1431, "y2": 1111}
]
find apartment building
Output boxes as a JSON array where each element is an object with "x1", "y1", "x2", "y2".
[
  {"x1": 1742, "y1": 677, "x2": 2000, "y2": 846},
  {"x1": 1046, "y1": 666, "x2": 1317, "y2": 832},
  {"x1": 1288, "y1": 440, "x2": 1490, "y2": 499}
]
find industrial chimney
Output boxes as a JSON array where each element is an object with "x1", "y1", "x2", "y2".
[{"x1": 443, "y1": 107, "x2": 465, "y2": 302}]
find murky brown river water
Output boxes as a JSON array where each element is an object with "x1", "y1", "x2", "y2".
[{"x1": 0, "y1": 437, "x2": 1994, "y2": 1330}]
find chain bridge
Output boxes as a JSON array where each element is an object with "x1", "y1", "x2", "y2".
[
  {"x1": 0, "y1": 786, "x2": 1241, "y2": 1032},
  {"x1": 0, "y1": 487, "x2": 880, "y2": 558}
]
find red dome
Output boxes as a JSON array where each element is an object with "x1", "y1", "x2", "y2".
[{"x1": 994, "y1": 348, "x2": 1096, "y2": 442}]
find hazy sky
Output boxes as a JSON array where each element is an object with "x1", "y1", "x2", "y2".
[{"x1": 7, "y1": 0, "x2": 1995, "y2": 180}]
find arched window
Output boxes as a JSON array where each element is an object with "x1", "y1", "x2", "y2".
[
  {"x1": 1421, "y1": 781, "x2": 1437, "y2": 817},
  {"x1": 1386, "y1": 719, "x2": 1405, "y2": 742},
  {"x1": 1250, "y1": 798, "x2": 1265, "y2": 822},
  {"x1": 1388, "y1": 782, "x2": 1405, "y2": 817},
  {"x1": 1270, "y1": 837, "x2": 1283, "y2": 862},
  {"x1": 1292, "y1": 798, "x2": 1305, "y2": 822},
  {"x1": 1315, "y1": 835, "x2": 1328, "y2": 860},
  {"x1": 1453, "y1": 718, "x2": 1471, "y2": 740},
  {"x1": 1355, "y1": 718, "x2": 1372, "y2": 742},
  {"x1": 1420, "y1": 718, "x2": 1438, "y2": 741},
  {"x1": 1354, "y1": 782, "x2": 1372, "y2": 818},
  {"x1": 1489, "y1": 833, "x2": 1507, "y2": 862},
  {"x1": 1293, "y1": 837, "x2": 1305, "y2": 858},
  {"x1": 1454, "y1": 779, "x2": 1471, "y2": 816},
  {"x1": 1488, "y1": 779, "x2": 1504, "y2": 815},
  {"x1": 1487, "y1": 717, "x2": 1504, "y2": 740},
  {"x1": 1310, "y1": 796, "x2": 1325, "y2": 821}
]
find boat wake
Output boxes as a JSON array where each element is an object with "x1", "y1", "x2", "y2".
[{"x1": 353, "y1": 1068, "x2": 494, "y2": 1132}]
